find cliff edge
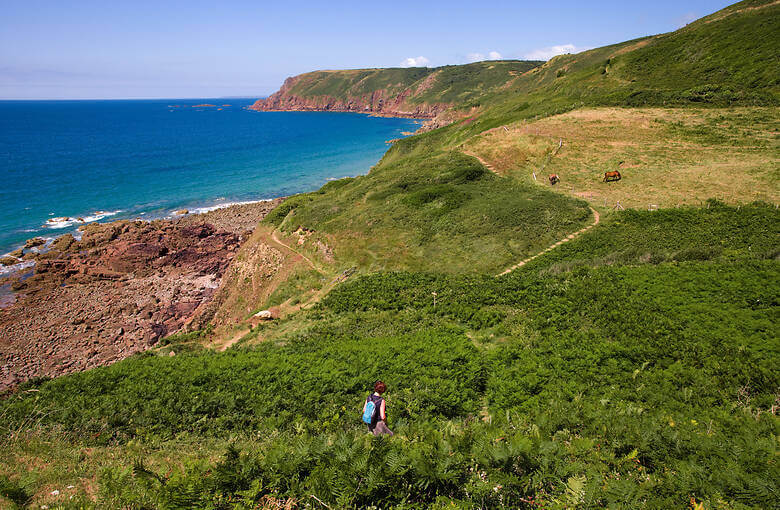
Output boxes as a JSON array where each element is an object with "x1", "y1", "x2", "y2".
[{"x1": 249, "y1": 61, "x2": 544, "y2": 119}]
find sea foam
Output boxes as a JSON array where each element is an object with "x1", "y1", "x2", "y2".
[
  {"x1": 43, "y1": 210, "x2": 121, "y2": 229},
  {"x1": 0, "y1": 260, "x2": 35, "y2": 277},
  {"x1": 184, "y1": 200, "x2": 273, "y2": 216}
]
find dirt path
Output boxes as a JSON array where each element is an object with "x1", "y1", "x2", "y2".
[
  {"x1": 270, "y1": 230, "x2": 323, "y2": 274},
  {"x1": 217, "y1": 268, "x2": 352, "y2": 352},
  {"x1": 497, "y1": 207, "x2": 600, "y2": 276},
  {"x1": 462, "y1": 150, "x2": 499, "y2": 174},
  {"x1": 267, "y1": 229, "x2": 342, "y2": 311},
  {"x1": 216, "y1": 231, "x2": 342, "y2": 351},
  {"x1": 218, "y1": 329, "x2": 248, "y2": 352}
]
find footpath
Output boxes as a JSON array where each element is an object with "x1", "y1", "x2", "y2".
[{"x1": 497, "y1": 207, "x2": 600, "y2": 276}]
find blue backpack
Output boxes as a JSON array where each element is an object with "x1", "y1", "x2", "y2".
[{"x1": 362, "y1": 395, "x2": 380, "y2": 424}]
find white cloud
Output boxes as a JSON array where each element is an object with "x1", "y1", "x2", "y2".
[
  {"x1": 523, "y1": 44, "x2": 581, "y2": 61},
  {"x1": 674, "y1": 12, "x2": 698, "y2": 28},
  {"x1": 465, "y1": 51, "x2": 503, "y2": 63},
  {"x1": 399, "y1": 56, "x2": 430, "y2": 68}
]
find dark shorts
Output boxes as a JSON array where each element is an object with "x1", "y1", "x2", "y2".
[{"x1": 368, "y1": 420, "x2": 394, "y2": 436}]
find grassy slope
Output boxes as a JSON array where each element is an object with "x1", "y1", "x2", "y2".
[
  {"x1": 463, "y1": 106, "x2": 779, "y2": 209},
  {"x1": 285, "y1": 68, "x2": 433, "y2": 98},
  {"x1": 265, "y1": 130, "x2": 592, "y2": 275},
  {"x1": 1, "y1": 1, "x2": 779, "y2": 508},
  {"x1": 614, "y1": 1, "x2": 779, "y2": 97},
  {"x1": 258, "y1": 0, "x2": 778, "y2": 278},
  {"x1": 1, "y1": 203, "x2": 777, "y2": 509},
  {"x1": 452, "y1": 0, "x2": 778, "y2": 138}
]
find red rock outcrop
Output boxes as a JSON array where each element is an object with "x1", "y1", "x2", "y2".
[{"x1": 0, "y1": 200, "x2": 283, "y2": 392}]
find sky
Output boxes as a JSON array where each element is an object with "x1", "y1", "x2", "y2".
[{"x1": 0, "y1": 0, "x2": 736, "y2": 100}]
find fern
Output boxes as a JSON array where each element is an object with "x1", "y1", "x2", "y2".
[
  {"x1": 132, "y1": 459, "x2": 166, "y2": 486},
  {"x1": 0, "y1": 476, "x2": 31, "y2": 509}
]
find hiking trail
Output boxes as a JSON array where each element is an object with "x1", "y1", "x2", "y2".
[
  {"x1": 497, "y1": 207, "x2": 600, "y2": 276},
  {"x1": 270, "y1": 230, "x2": 323, "y2": 274},
  {"x1": 217, "y1": 230, "x2": 347, "y2": 351},
  {"x1": 460, "y1": 148, "x2": 601, "y2": 276},
  {"x1": 461, "y1": 150, "x2": 499, "y2": 174}
]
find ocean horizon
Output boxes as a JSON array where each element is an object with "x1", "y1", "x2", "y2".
[{"x1": 0, "y1": 99, "x2": 421, "y2": 257}]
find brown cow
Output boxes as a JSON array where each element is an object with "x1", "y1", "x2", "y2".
[
  {"x1": 549, "y1": 174, "x2": 560, "y2": 185},
  {"x1": 604, "y1": 170, "x2": 621, "y2": 182}
]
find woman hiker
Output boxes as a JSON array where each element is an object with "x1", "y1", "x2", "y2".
[{"x1": 362, "y1": 380, "x2": 394, "y2": 436}]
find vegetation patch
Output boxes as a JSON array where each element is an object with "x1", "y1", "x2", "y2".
[{"x1": 263, "y1": 135, "x2": 591, "y2": 274}]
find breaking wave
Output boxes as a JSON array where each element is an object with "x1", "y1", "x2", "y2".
[{"x1": 42, "y1": 210, "x2": 122, "y2": 229}]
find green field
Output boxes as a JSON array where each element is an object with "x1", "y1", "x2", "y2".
[
  {"x1": 264, "y1": 133, "x2": 593, "y2": 275},
  {"x1": 2, "y1": 1, "x2": 779, "y2": 508}
]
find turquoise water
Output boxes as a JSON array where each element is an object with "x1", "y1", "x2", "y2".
[{"x1": 0, "y1": 99, "x2": 420, "y2": 255}]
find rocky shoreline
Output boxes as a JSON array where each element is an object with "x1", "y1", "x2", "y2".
[{"x1": 0, "y1": 199, "x2": 283, "y2": 392}]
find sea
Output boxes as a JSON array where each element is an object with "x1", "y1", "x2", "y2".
[{"x1": 0, "y1": 99, "x2": 421, "y2": 258}]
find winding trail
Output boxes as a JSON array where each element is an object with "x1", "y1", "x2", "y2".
[
  {"x1": 219, "y1": 205, "x2": 599, "y2": 349},
  {"x1": 497, "y1": 207, "x2": 600, "y2": 276},
  {"x1": 216, "y1": 229, "x2": 336, "y2": 351},
  {"x1": 460, "y1": 149, "x2": 601, "y2": 276},
  {"x1": 461, "y1": 150, "x2": 499, "y2": 174},
  {"x1": 270, "y1": 230, "x2": 323, "y2": 274}
]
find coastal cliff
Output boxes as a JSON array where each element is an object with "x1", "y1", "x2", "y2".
[
  {"x1": 250, "y1": 61, "x2": 543, "y2": 119},
  {"x1": 250, "y1": 70, "x2": 449, "y2": 118},
  {"x1": 251, "y1": 73, "x2": 449, "y2": 118}
]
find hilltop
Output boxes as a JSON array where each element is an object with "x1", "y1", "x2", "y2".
[
  {"x1": 1, "y1": 1, "x2": 778, "y2": 508},
  {"x1": 253, "y1": 0, "x2": 778, "y2": 128}
]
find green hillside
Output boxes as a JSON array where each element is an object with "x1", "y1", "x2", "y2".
[
  {"x1": 283, "y1": 68, "x2": 434, "y2": 99},
  {"x1": 276, "y1": 60, "x2": 543, "y2": 107},
  {"x1": 264, "y1": 132, "x2": 592, "y2": 274},
  {"x1": 255, "y1": 0, "x2": 778, "y2": 274},
  {"x1": 2, "y1": 203, "x2": 777, "y2": 508},
  {"x1": 266, "y1": 0, "x2": 779, "y2": 120},
  {"x1": 409, "y1": 61, "x2": 544, "y2": 105},
  {"x1": 1, "y1": 1, "x2": 778, "y2": 508},
  {"x1": 453, "y1": 0, "x2": 779, "y2": 135}
]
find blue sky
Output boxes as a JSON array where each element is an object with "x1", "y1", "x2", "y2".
[{"x1": 0, "y1": 0, "x2": 735, "y2": 99}]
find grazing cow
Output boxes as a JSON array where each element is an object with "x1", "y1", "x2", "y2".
[
  {"x1": 604, "y1": 170, "x2": 621, "y2": 182},
  {"x1": 549, "y1": 174, "x2": 560, "y2": 185}
]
